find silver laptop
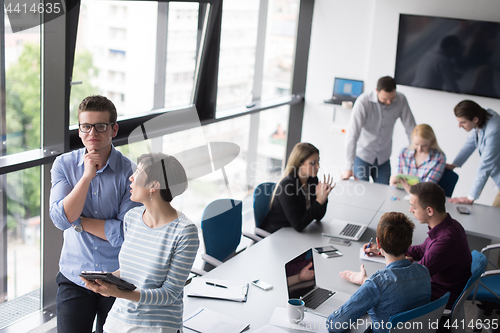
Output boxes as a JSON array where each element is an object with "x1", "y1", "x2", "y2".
[
  {"x1": 285, "y1": 249, "x2": 351, "y2": 316},
  {"x1": 322, "y1": 219, "x2": 367, "y2": 241}
]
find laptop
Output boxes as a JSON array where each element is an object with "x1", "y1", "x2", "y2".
[
  {"x1": 324, "y1": 78, "x2": 364, "y2": 105},
  {"x1": 321, "y1": 219, "x2": 368, "y2": 241},
  {"x1": 285, "y1": 248, "x2": 351, "y2": 316}
]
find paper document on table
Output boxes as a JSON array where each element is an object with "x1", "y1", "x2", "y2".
[
  {"x1": 183, "y1": 307, "x2": 250, "y2": 333},
  {"x1": 359, "y1": 247, "x2": 385, "y2": 264},
  {"x1": 253, "y1": 325, "x2": 287, "y2": 333},
  {"x1": 187, "y1": 278, "x2": 249, "y2": 302},
  {"x1": 269, "y1": 307, "x2": 329, "y2": 333}
]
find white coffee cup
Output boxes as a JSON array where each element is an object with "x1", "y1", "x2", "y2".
[{"x1": 288, "y1": 298, "x2": 305, "y2": 324}]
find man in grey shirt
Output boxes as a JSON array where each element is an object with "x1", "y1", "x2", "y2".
[{"x1": 341, "y1": 76, "x2": 416, "y2": 184}]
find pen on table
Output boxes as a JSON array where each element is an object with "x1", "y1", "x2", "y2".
[
  {"x1": 365, "y1": 237, "x2": 373, "y2": 256},
  {"x1": 206, "y1": 281, "x2": 227, "y2": 289}
]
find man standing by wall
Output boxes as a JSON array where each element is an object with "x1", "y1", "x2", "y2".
[
  {"x1": 341, "y1": 76, "x2": 416, "y2": 184},
  {"x1": 49, "y1": 95, "x2": 140, "y2": 333}
]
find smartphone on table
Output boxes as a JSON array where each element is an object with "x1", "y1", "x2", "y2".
[
  {"x1": 313, "y1": 246, "x2": 338, "y2": 254},
  {"x1": 252, "y1": 279, "x2": 273, "y2": 291}
]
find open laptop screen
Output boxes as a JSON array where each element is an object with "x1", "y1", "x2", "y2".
[
  {"x1": 285, "y1": 249, "x2": 316, "y2": 299},
  {"x1": 333, "y1": 78, "x2": 364, "y2": 98}
]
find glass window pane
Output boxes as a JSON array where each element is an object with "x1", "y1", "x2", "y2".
[
  {"x1": 4, "y1": 15, "x2": 41, "y2": 154},
  {"x1": 254, "y1": 105, "x2": 290, "y2": 185},
  {"x1": 71, "y1": 0, "x2": 158, "y2": 124},
  {"x1": 216, "y1": 0, "x2": 260, "y2": 111},
  {"x1": 261, "y1": 0, "x2": 298, "y2": 101},
  {"x1": 165, "y1": 2, "x2": 199, "y2": 108},
  {"x1": 0, "y1": 166, "x2": 41, "y2": 326},
  {"x1": 117, "y1": 116, "x2": 251, "y2": 223}
]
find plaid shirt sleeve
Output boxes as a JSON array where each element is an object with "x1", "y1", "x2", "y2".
[
  {"x1": 421, "y1": 150, "x2": 446, "y2": 183},
  {"x1": 398, "y1": 148, "x2": 409, "y2": 175}
]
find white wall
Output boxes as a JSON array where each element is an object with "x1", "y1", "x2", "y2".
[{"x1": 302, "y1": 0, "x2": 500, "y2": 205}]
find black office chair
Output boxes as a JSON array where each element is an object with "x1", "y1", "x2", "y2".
[{"x1": 437, "y1": 169, "x2": 459, "y2": 197}]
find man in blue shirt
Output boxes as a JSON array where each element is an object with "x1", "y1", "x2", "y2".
[
  {"x1": 49, "y1": 95, "x2": 140, "y2": 333},
  {"x1": 327, "y1": 212, "x2": 431, "y2": 333},
  {"x1": 447, "y1": 100, "x2": 500, "y2": 207}
]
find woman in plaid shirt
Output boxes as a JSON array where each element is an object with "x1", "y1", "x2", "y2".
[{"x1": 390, "y1": 124, "x2": 445, "y2": 193}]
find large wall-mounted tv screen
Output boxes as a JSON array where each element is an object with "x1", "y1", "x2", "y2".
[{"x1": 394, "y1": 14, "x2": 500, "y2": 99}]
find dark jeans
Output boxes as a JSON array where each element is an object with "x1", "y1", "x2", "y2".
[
  {"x1": 56, "y1": 272, "x2": 115, "y2": 333},
  {"x1": 353, "y1": 156, "x2": 391, "y2": 185}
]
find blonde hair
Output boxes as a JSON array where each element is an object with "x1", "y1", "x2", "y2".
[
  {"x1": 409, "y1": 124, "x2": 442, "y2": 152},
  {"x1": 270, "y1": 142, "x2": 319, "y2": 206}
]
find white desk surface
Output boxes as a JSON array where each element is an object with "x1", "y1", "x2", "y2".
[
  {"x1": 327, "y1": 180, "x2": 392, "y2": 211},
  {"x1": 183, "y1": 181, "x2": 500, "y2": 332},
  {"x1": 184, "y1": 208, "x2": 381, "y2": 332}
]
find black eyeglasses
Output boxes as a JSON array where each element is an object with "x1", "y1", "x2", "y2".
[{"x1": 78, "y1": 123, "x2": 115, "y2": 133}]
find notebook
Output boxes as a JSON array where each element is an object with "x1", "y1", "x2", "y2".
[
  {"x1": 324, "y1": 78, "x2": 364, "y2": 105},
  {"x1": 187, "y1": 278, "x2": 249, "y2": 302},
  {"x1": 321, "y1": 219, "x2": 368, "y2": 241},
  {"x1": 183, "y1": 307, "x2": 250, "y2": 333},
  {"x1": 285, "y1": 248, "x2": 351, "y2": 316}
]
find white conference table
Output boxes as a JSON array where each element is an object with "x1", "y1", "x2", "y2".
[
  {"x1": 184, "y1": 220, "x2": 379, "y2": 332},
  {"x1": 183, "y1": 180, "x2": 500, "y2": 332}
]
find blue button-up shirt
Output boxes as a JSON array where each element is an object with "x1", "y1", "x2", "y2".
[
  {"x1": 49, "y1": 145, "x2": 140, "y2": 287},
  {"x1": 327, "y1": 259, "x2": 431, "y2": 333}
]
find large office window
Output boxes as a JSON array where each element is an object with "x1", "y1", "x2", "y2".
[
  {"x1": 253, "y1": 105, "x2": 290, "y2": 184},
  {"x1": 4, "y1": 167, "x2": 41, "y2": 299},
  {"x1": 70, "y1": 0, "x2": 159, "y2": 123},
  {"x1": 4, "y1": 20, "x2": 41, "y2": 154},
  {"x1": 261, "y1": 0, "x2": 299, "y2": 101},
  {"x1": 216, "y1": 0, "x2": 260, "y2": 110},
  {"x1": 118, "y1": 116, "x2": 251, "y2": 223},
  {"x1": 165, "y1": 2, "x2": 199, "y2": 108},
  {"x1": 1, "y1": 11, "x2": 42, "y2": 327}
]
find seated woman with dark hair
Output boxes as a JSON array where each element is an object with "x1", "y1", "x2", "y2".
[
  {"x1": 81, "y1": 153, "x2": 199, "y2": 333},
  {"x1": 327, "y1": 212, "x2": 431, "y2": 333},
  {"x1": 260, "y1": 142, "x2": 334, "y2": 233}
]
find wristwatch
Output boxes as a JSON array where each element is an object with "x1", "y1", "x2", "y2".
[{"x1": 73, "y1": 217, "x2": 83, "y2": 233}]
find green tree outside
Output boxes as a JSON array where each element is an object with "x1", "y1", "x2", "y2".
[{"x1": 5, "y1": 43, "x2": 98, "y2": 230}]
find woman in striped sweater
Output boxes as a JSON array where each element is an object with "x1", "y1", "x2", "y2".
[{"x1": 82, "y1": 152, "x2": 199, "y2": 333}]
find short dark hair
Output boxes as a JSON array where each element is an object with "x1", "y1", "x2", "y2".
[
  {"x1": 377, "y1": 212, "x2": 415, "y2": 256},
  {"x1": 78, "y1": 95, "x2": 118, "y2": 124},
  {"x1": 454, "y1": 100, "x2": 491, "y2": 128},
  {"x1": 377, "y1": 76, "x2": 397, "y2": 92},
  {"x1": 137, "y1": 153, "x2": 188, "y2": 202},
  {"x1": 409, "y1": 182, "x2": 446, "y2": 214}
]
